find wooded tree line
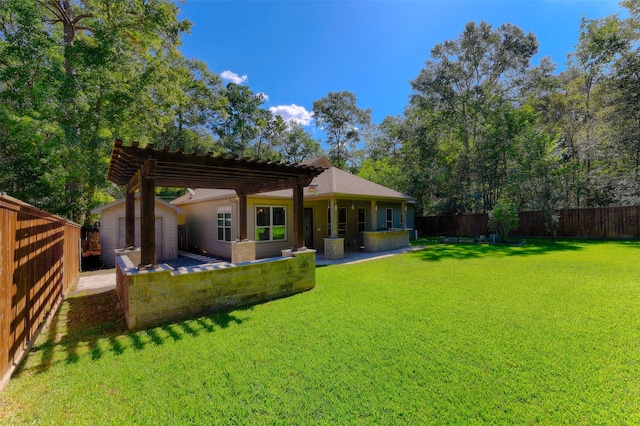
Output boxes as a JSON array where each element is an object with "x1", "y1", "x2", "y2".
[
  {"x1": 0, "y1": 0, "x2": 323, "y2": 223},
  {"x1": 1, "y1": 1, "x2": 639, "y2": 226},
  {"x1": 360, "y1": 0, "x2": 640, "y2": 220}
]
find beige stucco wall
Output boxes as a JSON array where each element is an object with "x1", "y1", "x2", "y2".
[
  {"x1": 180, "y1": 198, "x2": 237, "y2": 259},
  {"x1": 248, "y1": 196, "x2": 294, "y2": 259}
]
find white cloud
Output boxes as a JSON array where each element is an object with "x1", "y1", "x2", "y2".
[
  {"x1": 221, "y1": 70, "x2": 248, "y2": 84},
  {"x1": 257, "y1": 92, "x2": 269, "y2": 101},
  {"x1": 269, "y1": 104, "x2": 313, "y2": 127}
]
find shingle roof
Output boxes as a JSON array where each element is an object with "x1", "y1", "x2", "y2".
[
  {"x1": 91, "y1": 194, "x2": 185, "y2": 214},
  {"x1": 172, "y1": 158, "x2": 412, "y2": 205},
  {"x1": 305, "y1": 166, "x2": 411, "y2": 200}
]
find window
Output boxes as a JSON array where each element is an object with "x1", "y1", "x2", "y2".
[
  {"x1": 256, "y1": 206, "x2": 286, "y2": 241},
  {"x1": 338, "y1": 207, "x2": 347, "y2": 235},
  {"x1": 217, "y1": 206, "x2": 232, "y2": 242},
  {"x1": 386, "y1": 208, "x2": 393, "y2": 229},
  {"x1": 327, "y1": 206, "x2": 347, "y2": 236},
  {"x1": 357, "y1": 208, "x2": 366, "y2": 233}
]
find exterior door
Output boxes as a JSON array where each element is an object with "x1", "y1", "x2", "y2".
[{"x1": 303, "y1": 208, "x2": 314, "y2": 248}]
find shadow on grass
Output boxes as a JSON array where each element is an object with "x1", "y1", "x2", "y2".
[
  {"x1": 18, "y1": 290, "x2": 247, "y2": 377},
  {"x1": 415, "y1": 240, "x2": 585, "y2": 262}
]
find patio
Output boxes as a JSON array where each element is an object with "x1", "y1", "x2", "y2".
[{"x1": 72, "y1": 246, "x2": 427, "y2": 297}]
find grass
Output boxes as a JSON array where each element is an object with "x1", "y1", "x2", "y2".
[{"x1": 1, "y1": 240, "x2": 639, "y2": 424}]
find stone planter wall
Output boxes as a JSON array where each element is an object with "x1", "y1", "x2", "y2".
[{"x1": 362, "y1": 229, "x2": 410, "y2": 253}]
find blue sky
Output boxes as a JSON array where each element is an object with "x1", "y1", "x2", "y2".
[{"x1": 176, "y1": 1, "x2": 625, "y2": 127}]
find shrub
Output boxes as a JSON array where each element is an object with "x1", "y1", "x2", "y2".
[{"x1": 488, "y1": 198, "x2": 519, "y2": 242}]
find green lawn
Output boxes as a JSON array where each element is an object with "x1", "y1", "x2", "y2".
[{"x1": 1, "y1": 240, "x2": 639, "y2": 424}]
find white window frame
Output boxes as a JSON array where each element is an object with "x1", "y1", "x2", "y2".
[
  {"x1": 255, "y1": 206, "x2": 287, "y2": 242},
  {"x1": 217, "y1": 206, "x2": 232, "y2": 242},
  {"x1": 357, "y1": 208, "x2": 366, "y2": 233},
  {"x1": 386, "y1": 208, "x2": 393, "y2": 229},
  {"x1": 338, "y1": 207, "x2": 347, "y2": 236}
]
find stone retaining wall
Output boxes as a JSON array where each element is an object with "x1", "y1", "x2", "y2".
[
  {"x1": 362, "y1": 229, "x2": 410, "y2": 253},
  {"x1": 115, "y1": 249, "x2": 316, "y2": 329}
]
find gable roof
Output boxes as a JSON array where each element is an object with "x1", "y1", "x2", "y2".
[
  {"x1": 172, "y1": 157, "x2": 412, "y2": 205},
  {"x1": 303, "y1": 166, "x2": 411, "y2": 200},
  {"x1": 91, "y1": 193, "x2": 184, "y2": 215},
  {"x1": 299, "y1": 156, "x2": 333, "y2": 168},
  {"x1": 171, "y1": 188, "x2": 237, "y2": 205}
]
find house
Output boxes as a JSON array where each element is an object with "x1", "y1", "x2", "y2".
[
  {"x1": 91, "y1": 194, "x2": 184, "y2": 267},
  {"x1": 172, "y1": 157, "x2": 415, "y2": 260}
]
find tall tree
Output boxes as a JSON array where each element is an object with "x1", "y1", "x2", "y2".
[
  {"x1": 359, "y1": 116, "x2": 409, "y2": 195},
  {"x1": 408, "y1": 21, "x2": 538, "y2": 213},
  {"x1": 312, "y1": 91, "x2": 371, "y2": 171},
  {"x1": 278, "y1": 121, "x2": 323, "y2": 163},
  {"x1": 0, "y1": 0, "x2": 215, "y2": 222},
  {"x1": 216, "y1": 83, "x2": 266, "y2": 157}
]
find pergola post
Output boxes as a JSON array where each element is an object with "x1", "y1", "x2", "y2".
[
  {"x1": 139, "y1": 158, "x2": 157, "y2": 269},
  {"x1": 125, "y1": 190, "x2": 135, "y2": 247},
  {"x1": 292, "y1": 183, "x2": 305, "y2": 250},
  {"x1": 371, "y1": 200, "x2": 378, "y2": 231},
  {"x1": 330, "y1": 198, "x2": 338, "y2": 237},
  {"x1": 238, "y1": 192, "x2": 248, "y2": 241}
]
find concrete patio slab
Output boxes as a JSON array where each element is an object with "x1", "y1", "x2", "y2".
[
  {"x1": 72, "y1": 271, "x2": 116, "y2": 296},
  {"x1": 315, "y1": 245, "x2": 427, "y2": 266}
]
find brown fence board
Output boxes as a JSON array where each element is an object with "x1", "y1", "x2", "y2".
[
  {"x1": 0, "y1": 195, "x2": 80, "y2": 391},
  {"x1": 417, "y1": 206, "x2": 640, "y2": 238}
]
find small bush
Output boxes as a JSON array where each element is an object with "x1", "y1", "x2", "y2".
[{"x1": 488, "y1": 198, "x2": 519, "y2": 242}]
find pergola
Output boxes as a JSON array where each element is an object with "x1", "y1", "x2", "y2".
[{"x1": 107, "y1": 140, "x2": 325, "y2": 269}]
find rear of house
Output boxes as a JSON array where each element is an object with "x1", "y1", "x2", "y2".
[{"x1": 172, "y1": 157, "x2": 416, "y2": 260}]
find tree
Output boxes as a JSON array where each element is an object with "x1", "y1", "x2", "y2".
[
  {"x1": 359, "y1": 116, "x2": 409, "y2": 195},
  {"x1": 312, "y1": 91, "x2": 371, "y2": 171},
  {"x1": 0, "y1": 0, "x2": 225, "y2": 223},
  {"x1": 278, "y1": 122, "x2": 324, "y2": 163},
  {"x1": 156, "y1": 57, "x2": 227, "y2": 154},
  {"x1": 488, "y1": 197, "x2": 519, "y2": 242},
  {"x1": 216, "y1": 83, "x2": 266, "y2": 157},
  {"x1": 409, "y1": 21, "x2": 539, "y2": 214},
  {"x1": 251, "y1": 110, "x2": 286, "y2": 160}
]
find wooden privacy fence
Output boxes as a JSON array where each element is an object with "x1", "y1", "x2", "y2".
[
  {"x1": 417, "y1": 206, "x2": 640, "y2": 239},
  {"x1": 0, "y1": 194, "x2": 80, "y2": 390}
]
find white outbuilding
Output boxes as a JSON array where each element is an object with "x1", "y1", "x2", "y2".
[{"x1": 91, "y1": 195, "x2": 184, "y2": 268}]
